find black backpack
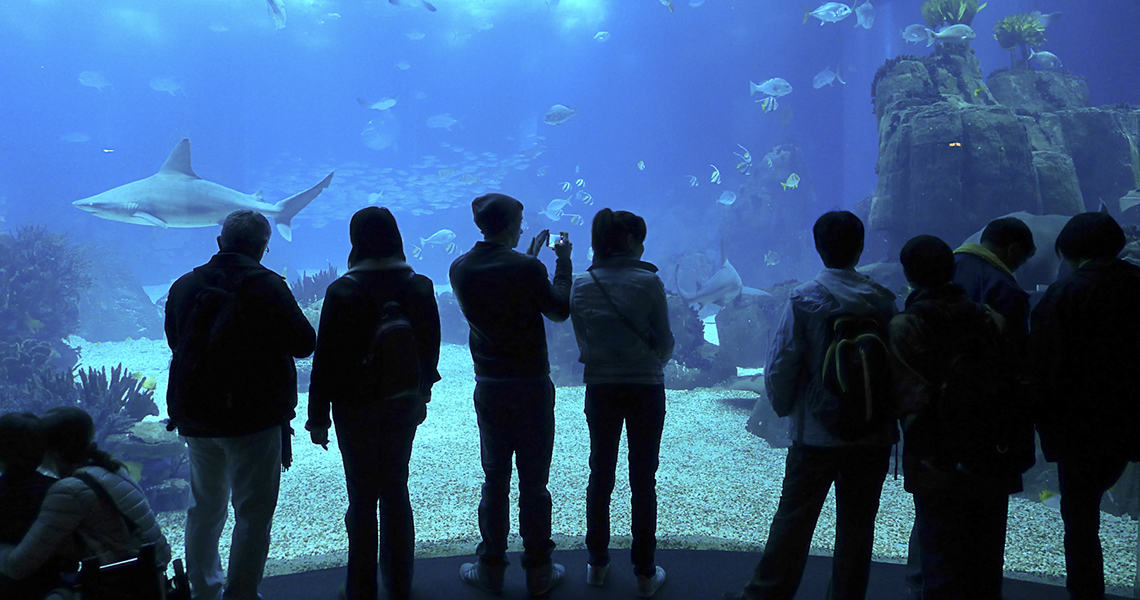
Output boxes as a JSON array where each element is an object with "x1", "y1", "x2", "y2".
[
  {"x1": 348, "y1": 273, "x2": 422, "y2": 401},
  {"x1": 934, "y1": 306, "x2": 1035, "y2": 478},
  {"x1": 815, "y1": 315, "x2": 895, "y2": 441}
]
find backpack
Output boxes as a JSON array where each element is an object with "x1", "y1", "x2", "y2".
[
  {"x1": 934, "y1": 306, "x2": 1035, "y2": 478},
  {"x1": 815, "y1": 315, "x2": 895, "y2": 441},
  {"x1": 348, "y1": 273, "x2": 422, "y2": 401}
]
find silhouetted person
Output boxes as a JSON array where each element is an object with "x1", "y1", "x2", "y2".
[
  {"x1": 1031, "y1": 212, "x2": 1140, "y2": 600},
  {"x1": 725, "y1": 211, "x2": 898, "y2": 600},
  {"x1": 450, "y1": 193, "x2": 572, "y2": 596},
  {"x1": 0, "y1": 412, "x2": 60, "y2": 599},
  {"x1": 306, "y1": 207, "x2": 441, "y2": 600},
  {"x1": 569, "y1": 209, "x2": 674, "y2": 597},
  {"x1": 890, "y1": 235, "x2": 1027, "y2": 600},
  {"x1": 0, "y1": 407, "x2": 170, "y2": 591},
  {"x1": 166, "y1": 210, "x2": 316, "y2": 600}
]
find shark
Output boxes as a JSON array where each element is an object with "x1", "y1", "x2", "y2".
[
  {"x1": 675, "y1": 242, "x2": 773, "y2": 310},
  {"x1": 72, "y1": 139, "x2": 333, "y2": 242}
]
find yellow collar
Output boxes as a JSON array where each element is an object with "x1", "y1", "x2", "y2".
[{"x1": 953, "y1": 243, "x2": 1014, "y2": 278}]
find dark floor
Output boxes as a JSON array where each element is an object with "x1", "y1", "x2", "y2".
[{"x1": 259, "y1": 548, "x2": 1130, "y2": 600}]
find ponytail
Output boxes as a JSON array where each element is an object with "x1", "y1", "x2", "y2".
[{"x1": 41, "y1": 406, "x2": 126, "y2": 475}]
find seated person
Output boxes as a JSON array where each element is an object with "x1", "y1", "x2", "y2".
[
  {"x1": 0, "y1": 412, "x2": 61, "y2": 598},
  {"x1": 0, "y1": 407, "x2": 171, "y2": 591}
]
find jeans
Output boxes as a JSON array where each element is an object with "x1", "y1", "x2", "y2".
[
  {"x1": 741, "y1": 443, "x2": 891, "y2": 600},
  {"x1": 473, "y1": 378, "x2": 557, "y2": 571},
  {"x1": 334, "y1": 398, "x2": 425, "y2": 600},
  {"x1": 1058, "y1": 456, "x2": 1129, "y2": 600},
  {"x1": 584, "y1": 384, "x2": 666, "y2": 578},
  {"x1": 185, "y1": 426, "x2": 282, "y2": 600},
  {"x1": 913, "y1": 487, "x2": 1008, "y2": 600}
]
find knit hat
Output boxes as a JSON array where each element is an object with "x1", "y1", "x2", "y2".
[
  {"x1": 471, "y1": 193, "x2": 524, "y2": 235},
  {"x1": 349, "y1": 206, "x2": 405, "y2": 263}
]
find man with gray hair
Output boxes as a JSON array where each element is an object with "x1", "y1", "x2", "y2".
[{"x1": 166, "y1": 210, "x2": 316, "y2": 600}]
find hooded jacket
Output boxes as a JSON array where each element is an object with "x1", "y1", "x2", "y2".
[
  {"x1": 765, "y1": 268, "x2": 898, "y2": 447},
  {"x1": 953, "y1": 244, "x2": 1030, "y2": 358}
]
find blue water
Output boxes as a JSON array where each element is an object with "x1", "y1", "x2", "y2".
[{"x1": 0, "y1": 0, "x2": 1136, "y2": 288}]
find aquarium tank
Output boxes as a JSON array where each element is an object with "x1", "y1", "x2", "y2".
[{"x1": 1, "y1": 0, "x2": 1138, "y2": 592}]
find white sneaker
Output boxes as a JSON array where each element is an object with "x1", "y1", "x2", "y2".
[
  {"x1": 636, "y1": 566, "x2": 666, "y2": 598},
  {"x1": 586, "y1": 563, "x2": 609, "y2": 587}
]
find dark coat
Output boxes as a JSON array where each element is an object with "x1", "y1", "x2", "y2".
[
  {"x1": 306, "y1": 260, "x2": 442, "y2": 431},
  {"x1": 449, "y1": 241, "x2": 572, "y2": 380},
  {"x1": 952, "y1": 250, "x2": 1030, "y2": 359},
  {"x1": 1030, "y1": 257, "x2": 1140, "y2": 462},
  {"x1": 165, "y1": 252, "x2": 316, "y2": 437}
]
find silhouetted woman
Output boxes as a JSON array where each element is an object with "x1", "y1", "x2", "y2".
[{"x1": 569, "y1": 208, "x2": 675, "y2": 598}]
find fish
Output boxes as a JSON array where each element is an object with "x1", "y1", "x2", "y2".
[
  {"x1": 149, "y1": 78, "x2": 184, "y2": 96},
  {"x1": 901, "y1": 24, "x2": 927, "y2": 43},
  {"x1": 710, "y1": 165, "x2": 721, "y2": 184},
  {"x1": 854, "y1": 1, "x2": 874, "y2": 29},
  {"x1": 1118, "y1": 189, "x2": 1140, "y2": 213},
  {"x1": 1029, "y1": 49, "x2": 1063, "y2": 70},
  {"x1": 757, "y1": 96, "x2": 779, "y2": 113},
  {"x1": 717, "y1": 191, "x2": 738, "y2": 205},
  {"x1": 544, "y1": 104, "x2": 577, "y2": 125},
  {"x1": 736, "y1": 161, "x2": 752, "y2": 175},
  {"x1": 813, "y1": 67, "x2": 846, "y2": 89},
  {"x1": 804, "y1": 2, "x2": 853, "y2": 25},
  {"x1": 60, "y1": 132, "x2": 91, "y2": 143},
  {"x1": 973, "y1": 86, "x2": 986, "y2": 97},
  {"x1": 594, "y1": 31, "x2": 610, "y2": 42},
  {"x1": 472, "y1": 17, "x2": 494, "y2": 31},
  {"x1": 71, "y1": 139, "x2": 332, "y2": 242},
  {"x1": 411, "y1": 246, "x2": 423, "y2": 260},
  {"x1": 734, "y1": 144, "x2": 752, "y2": 165},
  {"x1": 209, "y1": 24, "x2": 229, "y2": 33},
  {"x1": 660, "y1": 0, "x2": 675, "y2": 11},
  {"x1": 438, "y1": 169, "x2": 455, "y2": 179},
  {"x1": 638, "y1": 161, "x2": 646, "y2": 171},
  {"x1": 750, "y1": 78, "x2": 793, "y2": 97},
  {"x1": 395, "y1": 60, "x2": 411, "y2": 70},
  {"x1": 686, "y1": 175, "x2": 699, "y2": 187},
  {"x1": 389, "y1": 0, "x2": 437, "y2": 11},
  {"x1": 576, "y1": 191, "x2": 593, "y2": 205},
  {"x1": 406, "y1": 30, "x2": 426, "y2": 40},
  {"x1": 78, "y1": 71, "x2": 111, "y2": 91},
  {"x1": 24, "y1": 317, "x2": 44, "y2": 334},
  {"x1": 1030, "y1": 10, "x2": 1061, "y2": 29},
  {"x1": 925, "y1": 24, "x2": 976, "y2": 47},
  {"x1": 536, "y1": 166, "x2": 549, "y2": 176},
  {"x1": 141, "y1": 377, "x2": 157, "y2": 391},
  {"x1": 675, "y1": 242, "x2": 773, "y2": 309},
  {"x1": 547, "y1": 197, "x2": 573, "y2": 212},
  {"x1": 426, "y1": 113, "x2": 458, "y2": 130},
  {"x1": 267, "y1": 0, "x2": 286, "y2": 29},
  {"x1": 764, "y1": 250, "x2": 781, "y2": 266},
  {"x1": 1039, "y1": 490, "x2": 1061, "y2": 510},
  {"x1": 575, "y1": 178, "x2": 585, "y2": 187},
  {"x1": 559, "y1": 181, "x2": 572, "y2": 192},
  {"x1": 420, "y1": 229, "x2": 457, "y2": 254},
  {"x1": 781, "y1": 173, "x2": 800, "y2": 190},
  {"x1": 460, "y1": 174, "x2": 479, "y2": 185},
  {"x1": 690, "y1": 0, "x2": 705, "y2": 6},
  {"x1": 358, "y1": 96, "x2": 398, "y2": 110},
  {"x1": 568, "y1": 214, "x2": 584, "y2": 225},
  {"x1": 575, "y1": 164, "x2": 580, "y2": 173}
]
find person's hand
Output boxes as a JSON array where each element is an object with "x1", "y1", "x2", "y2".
[
  {"x1": 527, "y1": 229, "x2": 551, "y2": 257},
  {"x1": 310, "y1": 426, "x2": 329, "y2": 450},
  {"x1": 553, "y1": 232, "x2": 572, "y2": 260}
]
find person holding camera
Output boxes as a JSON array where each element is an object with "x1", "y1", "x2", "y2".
[
  {"x1": 569, "y1": 208, "x2": 674, "y2": 597},
  {"x1": 449, "y1": 193, "x2": 573, "y2": 597}
]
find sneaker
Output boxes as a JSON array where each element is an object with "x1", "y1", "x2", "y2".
[
  {"x1": 586, "y1": 563, "x2": 609, "y2": 587},
  {"x1": 526, "y1": 562, "x2": 565, "y2": 597},
  {"x1": 460, "y1": 562, "x2": 504, "y2": 595},
  {"x1": 636, "y1": 566, "x2": 666, "y2": 598}
]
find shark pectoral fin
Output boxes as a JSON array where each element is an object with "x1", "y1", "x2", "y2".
[
  {"x1": 276, "y1": 223, "x2": 292, "y2": 242},
  {"x1": 741, "y1": 286, "x2": 774, "y2": 298},
  {"x1": 134, "y1": 212, "x2": 168, "y2": 228},
  {"x1": 159, "y1": 139, "x2": 200, "y2": 179}
]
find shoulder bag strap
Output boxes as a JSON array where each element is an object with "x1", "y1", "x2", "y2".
[
  {"x1": 588, "y1": 271, "x2": 657, "y2": 351},
  {"x1": 71, "y1": 471, "x2": 140, "y2": 534}
]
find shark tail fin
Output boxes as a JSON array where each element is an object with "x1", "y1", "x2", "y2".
[{"x1": 272, "y1": 171, "x2": 334, "y2": 242}]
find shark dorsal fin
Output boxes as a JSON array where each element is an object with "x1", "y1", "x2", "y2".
[
  {"x1": 720, "y1": 239, "x2": 729, "y2": 267},
  {"x1": 254, "y1": 190, "x2": 263, "y2": 200},
  {"x1": 160, "y1": 139, "x2": 200, "y2": 179}
]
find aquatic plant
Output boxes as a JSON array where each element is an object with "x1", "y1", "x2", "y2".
[
  {"x1": 0, "y1": 338, "x2": 79, "y2": 414},
  {"x1": 76, "y1": 364, "x2": 158, "y2": 445},
  {"x1": 922, "y1": 0, "x2": 985, "y2": 28},
  {"x1": 993, "y1": 13, "x2": 1047, "y2": 69},
  {"x1": 290, "y1": 262, "x2": 338, "y2": 307},
  {"x1": 0, "y1": 226, "x2": 90, "y2": 342}
]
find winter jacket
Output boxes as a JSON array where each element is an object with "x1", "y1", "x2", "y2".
[
  {"x1": 1030, "y1": 257, "x2": 1140, "y2": 462},
  {"x1": 450, "y1": 241, "x2": 572, "y2": 381},
  {"x1": 570, "y1": 257, "x2": 675, "y2": 385},
  {"x1": 165, "y1": 252, "x2": 316, "y2": 437},
  {"x1": 306, "y1": 259, "x2": 442, "y2": 431},
  {"x1": 0, "y1": 466, "x2": 170, "y2": 581},
  {"x1": 765, "y1": 268, "x2": 898, "y2": 447},
  {"x1": 952, "y1": 245, "x2": 1030, "y2": 359},
  {"x1": 888, "y1": 283, "x2": 1021, "y2": 495}
]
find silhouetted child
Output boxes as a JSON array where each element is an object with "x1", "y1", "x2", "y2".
[{"x1": 0, "y1": 411, "x2": 60, "y2": 598}]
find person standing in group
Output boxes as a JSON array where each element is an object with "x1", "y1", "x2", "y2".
[
  {"x1": 725, "y1": 211, "x2": 898, "y2": 600},
  {"x1": 569, "y1": 209, "x2": 674, "y2": 598},
  {"x1": 450, "y1": 193, "x2": 572, "y2": 597},
  {"x1": 166, "y1": 210, "x2": 316, "y2": 600},
  {"x1": 306, "y1": 207, "x2": 442, "y2": 600},
  {"x1": 1031, "y1": 212, "x2": 1140, "y2": 600}
]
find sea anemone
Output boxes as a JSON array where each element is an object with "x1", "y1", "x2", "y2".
[
  {"x1": 993, "y1": 13, "x2": 1047, "y2": 68},
  {"x1": 922, "y1": 0, "x2": 985, "y2": 28}
]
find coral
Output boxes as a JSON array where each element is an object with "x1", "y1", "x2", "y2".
[
  {"x1": 290, "y1": 263, "x2": 338, "y2": 307},
  {"x1": 0, "y1": 338, "x2": 79, "y2": 414},
  {"x1": 871, "y1": 54, "x2": 921, "y2": 101},
  {"x1": 77, "y1": 364, "x2": 158, "y2": 445},
  {"x1": 667, "y1": 294, "x2": 708, "y2": 370},
  {"x1": 993, "y1": 13, "x2": 1046, "y2": 51},
  {"x1": 922, "y1": 0, "x2": 984, "y2": 28},
  {"x1": 0, "y1": 226, "x2": 90, "y2": 342}
]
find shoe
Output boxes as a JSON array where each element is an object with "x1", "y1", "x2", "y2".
[
  {"x1": 526, "y1": 562, "x2": 565, "y2": 597},
  {"x1": 460, "y1": 562, "x2": 504, "y2": 595},
  {"x1": 586, "y1": 563, "x2": 609, "y2": 587},
  {"x1": 636, "y1": 566, "x2": 666, "y2": 598}
]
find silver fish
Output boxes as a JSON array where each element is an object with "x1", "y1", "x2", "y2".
[
  {"x1": 925, "y1": 24, "x2": 976, "y2": 46},
  {"x1": 805, "y1": 2, "x2": 853, "y2": 25},
  {"x1": 854, "y1": 1, "x2": 874, "y2": 29},
  {"x1": 544, "y1": 104, "x2": 577, "y2": 125},
  {"x1": 267, "y1": 0, "x2": 286, "y2": 29},
  {"x1": 750, "y1": 78, "x2": 793, "y2": 97}
]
